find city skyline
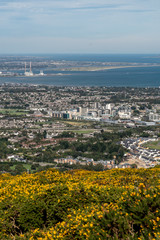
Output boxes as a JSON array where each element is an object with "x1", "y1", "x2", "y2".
[{"x1": 0, "y1": 0, "x2": 160, "y2": 54}]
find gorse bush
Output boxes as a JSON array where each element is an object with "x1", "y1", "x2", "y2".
[{"x1": 0, "y1": 168, "x2": 160, "y2": 239}]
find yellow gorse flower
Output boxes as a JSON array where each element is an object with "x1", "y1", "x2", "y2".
[{"x1": 0, "y1": 168, "x2": 160, "y2": 239}]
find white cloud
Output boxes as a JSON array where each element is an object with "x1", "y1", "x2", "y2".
[
  {"x1": 0, "y1": 0, "x2": 159, "y2": 12},
  {"x1": 0, "y1": 0, "x2": 160, "y2": 53}
]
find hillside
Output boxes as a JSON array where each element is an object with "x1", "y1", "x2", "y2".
[{"x1": 0, "y1": 168, "x2": 160, "y2": 239}]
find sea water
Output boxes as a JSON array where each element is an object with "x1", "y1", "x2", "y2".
[{"x1": 0, "y1": 54, "x2": 160, "y2": 87}]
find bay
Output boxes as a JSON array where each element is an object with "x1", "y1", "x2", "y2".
[{"x1": 0, "y1": 54, "x2": 160, "y2": 87}]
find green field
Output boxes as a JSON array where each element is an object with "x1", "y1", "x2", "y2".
[
  {"x1": 10, "y1": 163, "x2": 32, "y2": 171},
  {"x1": 143, "y1": 140, "x2": 160, "y2": 150},
  {"x1": 72, "y1": 129, "x2": 95, "y2": 134},
  {"x1": 0, "y1": 109, "x2": 27, "y2": 116},
  {"x1": 62, "y1": 120, "x2": 92, "y2": 127}
]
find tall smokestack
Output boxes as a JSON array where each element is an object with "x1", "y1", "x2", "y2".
[
  {"x1": 25, "y1": 62, "x2": 26, "y2": 73},
  {"x1": 30, "y1": 62, "x2": 32, "y2": 73}
]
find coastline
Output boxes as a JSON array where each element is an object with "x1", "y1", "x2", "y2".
[{"x1": 56, "y1": 64, "x2": 160, "y2": 72}]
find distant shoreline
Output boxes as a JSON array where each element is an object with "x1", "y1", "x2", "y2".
[
  {"x1": 56, "y1": 65, "x2": 160, "y2": 72},
  {"x1": 0, "y1": 73, "x2": 72, "y2": 78}
]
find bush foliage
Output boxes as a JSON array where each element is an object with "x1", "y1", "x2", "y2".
[{"x1": 0, "y1": 168, "x2": 160, "y2": 239}]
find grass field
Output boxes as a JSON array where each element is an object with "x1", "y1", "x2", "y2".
[
  {"x1": 62, "y1": 120, "x2": 91, "y2": 127},
  {"x1": 0, "y1": 109, "x2": 27, "y2": 116},
  {"x1": 10, "y1": 163, "x2": 32, "y2": 171},
  {"x1": 72, "y1": 129, "x2": 95, "y2": 134},
  {"x1": 143, "y1": 140, "x2": 160, "y2": 150}
]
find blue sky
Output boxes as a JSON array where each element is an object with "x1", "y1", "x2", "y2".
[{"x1": 0, "y1": 0, "x2": 160, "y2": 54}]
